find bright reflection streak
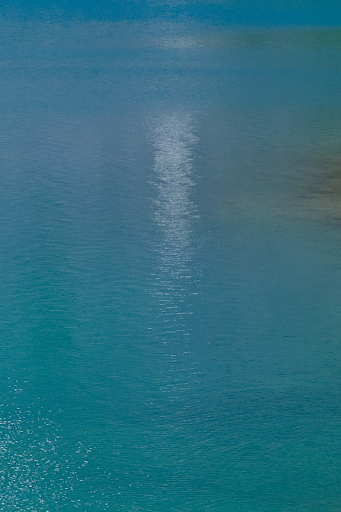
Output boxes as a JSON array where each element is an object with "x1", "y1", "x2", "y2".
[{"x1": 150, "y1": 112, "x2": 199, "y2": 334}]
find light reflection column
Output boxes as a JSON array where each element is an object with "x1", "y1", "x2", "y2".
[{"x1": 150, "y1": 111, "x2": 200, "y2": 340}]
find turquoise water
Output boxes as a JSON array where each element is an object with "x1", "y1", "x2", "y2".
[{"x1": 2, "y1": 3, "x2": 341, "y2": 511}]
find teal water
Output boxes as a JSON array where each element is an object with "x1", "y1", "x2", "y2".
[{"x1": 2, "y1": 3, "x2": 341, "y2": 511}]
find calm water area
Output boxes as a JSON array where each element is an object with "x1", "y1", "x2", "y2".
[{"x1": 2, "y1": 2, "x2": 341, "y2": 510}]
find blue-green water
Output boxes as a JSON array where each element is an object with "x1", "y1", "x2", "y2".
[{"x1": 2, "y1": 3, "x2": 341, "y2": 511}]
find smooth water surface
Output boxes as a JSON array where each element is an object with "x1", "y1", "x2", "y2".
[{"x1": 1, "y1": 4, "x2": 341, "y2": 511}]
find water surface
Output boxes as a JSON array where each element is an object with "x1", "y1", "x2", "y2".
[{"x1": 1, "y1": 8, "x2": 341, "y2": 511}]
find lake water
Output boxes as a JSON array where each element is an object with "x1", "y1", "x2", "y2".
[{"x1": 2, "y1": 3, "x2": 341, "y2": 511}]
